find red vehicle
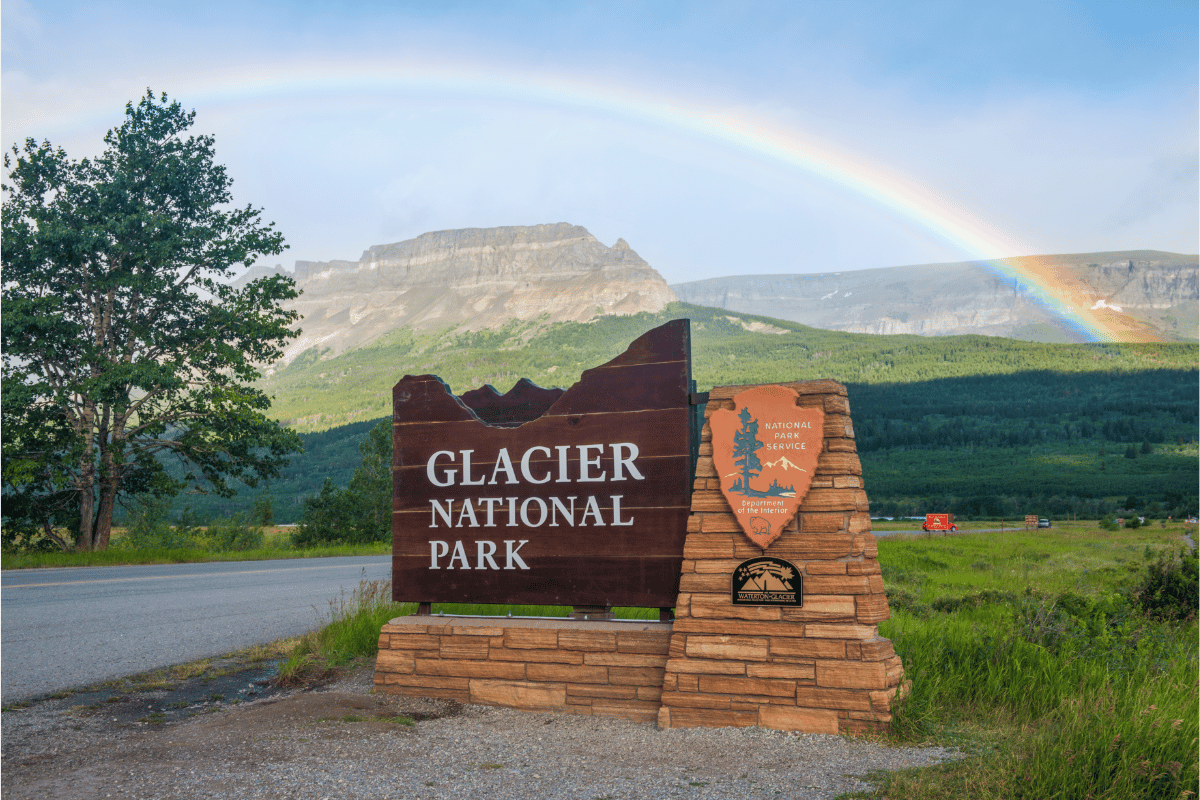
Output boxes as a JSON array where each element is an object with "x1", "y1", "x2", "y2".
[{"x1": 923, "y1": 513, "x2": 957, "y2": 532}]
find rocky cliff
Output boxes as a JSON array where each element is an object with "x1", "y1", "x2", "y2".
[
  {"x1": 670, "y1": 251, "x2": 1198, "y2": 343},
  {"x1": 244, "y1": 224, "x2": 677, "y2": 365}
]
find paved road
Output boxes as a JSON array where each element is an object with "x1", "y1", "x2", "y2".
[{"x1": 0, "y1": 556, "x2": 390, "y2": 703}]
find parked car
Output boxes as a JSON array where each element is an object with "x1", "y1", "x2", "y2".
[{"x1": 1038, "y1": 518, "x2": 1051, "y2": 528}]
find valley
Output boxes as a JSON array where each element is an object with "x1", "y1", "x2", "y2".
[{"x1": 162, "y1": 304, "x2": 1199, "y2": 526}]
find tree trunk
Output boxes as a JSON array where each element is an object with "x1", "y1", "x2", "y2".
[
  {"x1": 76, "y1": 454, "x2": 97, "y2": 552},
  {"x1": 93, "y1": 418, "x2": 118, "y2": 552},
  {"x1": 95, "y1": 477, "x2": 117, "y2": 551}
]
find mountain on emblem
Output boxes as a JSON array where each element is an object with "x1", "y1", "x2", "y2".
[{"x1": 710, "y1": 385, "x2": 823, "y2": 549}]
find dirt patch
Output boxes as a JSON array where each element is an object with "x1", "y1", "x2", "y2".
[{"x1": 1, "y1": 662, "x2": 461, "y2": 800}]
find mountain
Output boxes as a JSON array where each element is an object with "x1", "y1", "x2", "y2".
[
  {"x1": 186, "y1": 305, "x2": 1197, "y2": 524},
  {"x1": 237, "y1": 223, "x2": 676, "y2": 367},
  {"x1": 670, "y1": 251, "x2": 1198, "y2": 343}
]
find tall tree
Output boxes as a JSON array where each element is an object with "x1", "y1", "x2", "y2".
[
  {"x1": 731, "y1": 406, "x2": 763, "y2": 494},
  {"x1": 294, "y1": 419, "x2": 391, "y2": 546},
  {"x1": 2, "y1": 91, "x2": 302, "y2": 551}
]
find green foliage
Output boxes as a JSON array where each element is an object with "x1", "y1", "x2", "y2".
[
  {"x1": 1128, "y1": 547, "x2": 1199, "y2": 622},
  {"x1": 252, "y1": 491, "x2": 274, "y2": 527},
  {"x1": 1099, "y1": 514, "x2": 1120, "y2": 531},
  {"x1": 119, "y1": 497, "x2": 199, "y2": 550},
  {"x1": 258, "y1": 304, "x2": 1199, "y2": 433},
  {"x1": 874, "y1": 526, "x2": 1198, "y2": 800},
  {"x1": 277, "y1": 578, "x2": 409, "y2": 685},
  {"x1": 1, "y1": 90, "x2": 301, "y2": 551},
  {"x1": 204, "y1": 515, "x2": 265, "y2": 552},
  {"x1": 293, "y1": 420, "x2": 391, "y2": 546}
]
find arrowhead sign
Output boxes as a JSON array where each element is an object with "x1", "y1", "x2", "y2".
[{"x1": 710, "y1": 385, "x2": 824, "y2": 549}]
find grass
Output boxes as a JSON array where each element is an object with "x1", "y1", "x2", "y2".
[
  {"x1": 274, "y1": 578, "x2": 664, "y2": 686},
  {"x1": 844, "y1": 520, "x2": 1198, "y2": 800},
  {"x1": 0, "y1": 528, "x2": 389, "y2": 570}
]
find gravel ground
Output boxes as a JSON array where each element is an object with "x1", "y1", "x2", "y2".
[{"x1": 2, "y1": 666, "x2": 958, "y2": 800}]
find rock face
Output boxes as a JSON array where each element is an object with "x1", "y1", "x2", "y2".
[
  {"x1": 671, "y1": 251, "x2": 1199, "y2": 343},
  {"x1": 253, "y1": 224, "x2": 677, "y2": 364}
]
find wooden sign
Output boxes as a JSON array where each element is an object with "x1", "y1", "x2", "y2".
[
  {"x1": 391, "y1": 320, "x2": 694, "y2": 608},
  {"x1": 710, "y1": 385, "x2": 823, "y2": 549},
  {"x1": 731, "y1": 556, "x2": 803, "y2": 606},
  {"x1": 1025, "y1": 514, "x2": 1039, "y2": 530}
]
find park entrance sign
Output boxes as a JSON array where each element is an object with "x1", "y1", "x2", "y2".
[
  {"x1": 391, "y1": 320, "x2": 693, "y2": 610},
  {"x1": 378, "y1": 320, "x2": 907, "y2": 735}
]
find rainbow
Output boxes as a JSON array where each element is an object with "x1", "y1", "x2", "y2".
[{"x1": 21, "y1": 60, "x2": 1152, "y2": 342}]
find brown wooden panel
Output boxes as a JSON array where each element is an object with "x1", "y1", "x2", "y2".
[
  {"x1": 394, "y1": 454, "x2": 692, "y2": 510},
  {"x1": 393, "y1": 408, "x2": 691, "y2": 469},
  {"x1": 459, "y1": 378, "x2": 565, "y2": 426},
  {"x1": 393, "y1": 553, "x2": 683, "y2": 607},
  {"x1": 394, "y1": 506, "x2": 689, "y2": 558},
  {"x1": 392, "y1": 320, "x2": 694, "y2": 607}
]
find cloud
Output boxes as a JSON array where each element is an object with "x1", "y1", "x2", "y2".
[{"x1": 3, "y1": 1, "x2": 1195, "y2": 282}]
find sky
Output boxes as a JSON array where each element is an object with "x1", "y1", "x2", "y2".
[{"x1": 3, "y1": 0, "x2": 1197, "y2": 285}]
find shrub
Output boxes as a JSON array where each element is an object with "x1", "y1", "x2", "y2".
[
  {"x1": 1128, "y1": 547, "x2": 1199, "y2": 622},
  {"x1": 119, "y1": 497, "x2": 199, "y2": 550},
  {"x1": 206, "y1": 515, "x2": 265, "y2": 552}
]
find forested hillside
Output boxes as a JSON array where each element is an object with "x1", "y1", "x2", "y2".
[
  {"x1": 169, "y1": 305, "x2": 1197, "y2": 525},
  {"x1": 263, "y1": 303, "x2": 1195, "y2": 432}
]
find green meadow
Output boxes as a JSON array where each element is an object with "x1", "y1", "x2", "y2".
[
  {"x1": 863, "y1": 522, "x2": 1198, "y2": 800},
  {"x1": 275, "y1": 520, "x2": 1197, "y2": 800}
]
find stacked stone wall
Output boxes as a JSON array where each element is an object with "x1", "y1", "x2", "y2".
[
  {"x1": 658, "y1": 380, "x2": 906, "y2": 734},
  {"x1": 375, "y1": 617, "x2": 671, "y2": 722}
]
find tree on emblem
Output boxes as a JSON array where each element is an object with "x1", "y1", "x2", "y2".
[{"x1": 731, "y1": 406, "x2": 763, "y2": 495}]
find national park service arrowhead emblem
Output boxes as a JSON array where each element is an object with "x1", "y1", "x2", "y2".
[{"x1": 710, "y1": 385, "x2": 823, "y2": 549}]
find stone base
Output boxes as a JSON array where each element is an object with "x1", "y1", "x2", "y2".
[
  {"x1": 374, "y1": 616, "x2": 672, "y2": 722},
  {"x1": 657, "y1": 380, "x2": 906, "y2": 735}
]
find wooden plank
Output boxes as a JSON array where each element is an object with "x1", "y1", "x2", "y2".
[
  {"x1": 393, "y1": 553, "x2": 683, "y2": 607},
  {"x1": 392, "y1": 320, "x2": 694, "y2": 607},
  {"x1": 459, "y1": 378, "x2": 564, "y2": 426}
]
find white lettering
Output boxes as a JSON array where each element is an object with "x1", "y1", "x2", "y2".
[
  {"x1": 520, "y1": 446, "x2": 552, "y2": 484},
  {"x1": 430, "y1": 499, "x2": 453, "y2": 528},
  {"x1": 550, "y1": 496, "x2": 576, "y2": 526},
  {"x1": 489, "y1": 448, "x2": 518, "y2": 485},
  {"x1": 520, "y1": 497, "x2": 548, "y2": 527},
  {"x1": 427, "y1": 451, "x2": 456, "y2": 487},
  {"x1": 504, "y1": 539, "x2": 530, "y2": 570},
  {"x1": 476, "y1": 540, "x2": 500, "y2": 570},
  {"x1": 578, "y1": 444, "x2": 606, "y2": 482},
  {"x1": 610, "y1": 443, "x2": 644, "y2": 481},
  {"x1": 448, "y1": 540, "x2": 471, "y2": 569},
  {"x1": 479, "y1": 497, "x2": 502, "y2": 527},
  {"x1": 429, "y1": 540, "x2": 449, "y2": 568},
  {"x1": 555, "y1": 445, "x2": 571, "y2": 483},
  {"x1": 611, "y1": 495, "x2": 634, "y2": 526},
  {"x1": 455, "y1": 499, "x2": 479, "y2": 527},
  {"x1": 460, "y1": 450, "x2": 485, "y2": 486},
  {"x1": 580, "y1": 495, "x2": 606, "y2": 526},
  {"x1": 505, "y1": 497, "x2": 518, "y2": 526}
]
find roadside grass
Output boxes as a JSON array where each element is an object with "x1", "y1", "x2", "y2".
[
  {"x1": 845, "y1": 521, "x2": 1198, "y2": 800},
  {"x1": 275, "y1": 579, "x2": 662, "y2": 686},
  {"x1": 0, "y1": 527, "x2": 388, "y2": 570}
]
